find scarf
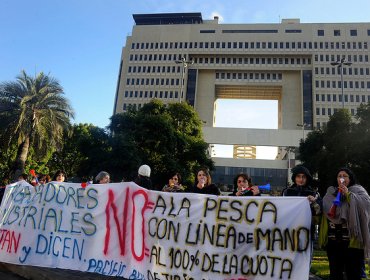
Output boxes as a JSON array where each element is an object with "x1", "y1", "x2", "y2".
[{"x1": 323, "y1": 184, "x2": 370, "y2": 257}]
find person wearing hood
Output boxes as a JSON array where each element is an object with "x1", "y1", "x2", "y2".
[
  {"x1": 283, "y1": 165, "x2": 321, "y2": 208},
  {"x1": 319, "y1": 167, "x2": 370, "y2": 280},
  {"x1": 282, "y1": 165, "x2": 322, "y2": 263},
  {"x1": 134, "y1": 164, "x2": 153, "y2": 190}
]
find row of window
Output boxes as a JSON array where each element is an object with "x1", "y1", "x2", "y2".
[
  {"x1": 215, "y1": 72, "x2": 282, "y2": 81},
  {"x1": 126, "y1": 78, "x2": 181, "y2": 86},
  {"x1": 315, "y1": 80, "x2": 370, "y2": 89},
  {"x1": 123, "y1": 103, "x2": 142, "y2": 111},
  {"x1": 129, "y1": 54, "x2": 312, "y2": 66},
  {"x1": 202, "y1": 29, "x2": 370, "y2": 37},
  {"x1": 316, "y1": 107, "x2": 358, "y2": 116},
  {"x1": 123, "y1": 90, "x2": 179, "y2": 100},
  {"x1": 315, "y1": 67, "x2": 370, "y2": 76},
  {"x1": 317, "y1": 29, "x2": 370, "y2": 37},
  {"x1": 314, "y1": 54, "x2": 368, "y2": 63},
  {"x1": 128, "y1": 65, "x2": 181, "y2": 74},
  {"x1": 130, "y1": 40, "x2": 369, "y2": 51},
  {"x1": 315, "y1": 93, "x2": 370, "y2": 103},
  {"x1": 193, "y1": 56, "x2": 311, "y2": 66}
]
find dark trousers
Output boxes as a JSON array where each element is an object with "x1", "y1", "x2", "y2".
[{"x1": 326, "y1": 239, "x2": 364, "y2": 280}]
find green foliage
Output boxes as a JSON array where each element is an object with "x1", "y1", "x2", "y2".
[
  {"x1": 0, "y1": 144, "x2": 17, "y2": 185},
  {"x1": 298, "y1": 107, "x2": 370, "y2": 193},
  {"x1": 0, "y1": 71, "x2": 74, "y2": 178},
  {"x1": 1, "y1": 86, "x2": 212, "y2": 185},
  {"x1": 350, "y1": 103, "x2": 370, "y2": 188},
  {"x1": 108, "y1": 100, "x2": 213, "y2": 187},
  {"x1": 48, "y1": 123, "x2": 111, "y2": 181},
  {"x1": 310, "y1": 249, "x2": 330, "y2": 279}
]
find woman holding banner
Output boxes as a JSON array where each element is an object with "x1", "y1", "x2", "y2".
[
  {"x1": 52, "y1": 170, "x2": 67, "y2": 182},
  {"x1": 282, "y1": 165, "x2": 321, "y2": 215},
  {"x1": 162, "y1": 172, "x2": 185, "y2": 192},
  {"x1": 283, "y1": 165, "x2": 322, "y2": 265},
  {"x1": 230, "y1": 173, "x2": 260, "y2": 196},
  {"x1": 320, "y1": 167, "x2": 370, "y2": 280},
  {"x1": 188, "y1": 167, "x2": 220, "y2": 195}
]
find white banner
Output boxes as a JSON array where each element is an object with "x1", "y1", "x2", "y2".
[{"x1": 0, "y1": 181, "x2": 311, "y2": 279}]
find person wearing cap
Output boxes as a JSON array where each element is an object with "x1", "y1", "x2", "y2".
[{"x1": 134, "y1": 164, "x2": 153, "y2": 190}]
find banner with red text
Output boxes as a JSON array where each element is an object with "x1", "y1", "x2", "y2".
[{"x1": 0, "y1": 181, "x2": 311, "y2": 280}]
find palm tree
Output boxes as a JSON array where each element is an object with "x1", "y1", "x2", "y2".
[{"x1": 0, "y1": 70, "x2": 74, "y2": 179}]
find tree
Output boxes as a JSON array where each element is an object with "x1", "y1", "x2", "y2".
[
  {"x1": 298, "y1": 108, "x2": 369, "y2": 193},
  {"x1": 48, "y1": 124, "x2": 111, "y2": 181},
  {"x1": 0, "y1": 71, "x2": 74, "y2": 179},
  {"x1": 108, "y1": 100, "x2": 213, "y2": 188},
  {"x1": 350, "y1": 103, "x2": 370, "y2": 188}
]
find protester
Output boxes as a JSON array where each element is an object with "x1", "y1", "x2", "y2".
[
  {"x1": 282, "y1": 165, "x2": 322, "y2": 216},
  {"x1": 162, "y1": 172, "x2": 185, "y2": 192},
  {"x1": 282, "y1": 165, "x2": 322, "y2": 264},
  {"x1": 37, "y1": 174, "x2": 51, "y2": 185},
  {"x1": 52, "y1": 170, "x2": 67, "y2": 182},
  {"x1": 230, "y1": 173, "x2": 260, "y2": 196},
  {"x1": 95, "y1": 171, "x2": 110, "y2": 184},
  {"x1": 319, "y1": 167, "x2": 370, "y2": 280},
  {"x1": 134, "y1": 164, "x2": 153, "y2": 190},
  {"x1": 187, "y1": 167, "x2": 220, "y2": 195},
  {"x1": 17, "y1": 173, "x2": 28, "y2": 182}
]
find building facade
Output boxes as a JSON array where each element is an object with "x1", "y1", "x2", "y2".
[{"x1": 114, "y1": 13, "x2": 370, "y2": 187}]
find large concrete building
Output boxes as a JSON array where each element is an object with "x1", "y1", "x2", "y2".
[{"x1": 114, "y1": 13, "x2": 370, "y2": 188}]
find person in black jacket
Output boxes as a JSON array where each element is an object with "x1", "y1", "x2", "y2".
[
  {"x1": 282, "y1": 165, "x2": 321, "y2": 208},
  {"x1": 188, "y1": 167, "x2": 220, "y2": 195},
  {"x1": 230, "y1": 173, "x2": 260, "y2": 196},
  {"x1": 282, "y1": 165, "x2": 322, "y2": 263}
]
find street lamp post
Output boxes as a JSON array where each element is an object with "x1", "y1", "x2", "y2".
[
  {"x1": 286, "y1": 146, "x2": 294, "y2": 185},
  {"x1": 296, "y1": 123, "x2": 305, "y2": 140},
  {"x1": 175, "y1": 57, "x2": 194, "y2": 103},
  {"x1": 331, "y1": 57, "x2": 352, "y2": 109}
]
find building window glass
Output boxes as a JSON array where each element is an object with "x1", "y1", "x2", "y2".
[
  {"x1": 334, "y1": 30, "x2": 341, "y2": 36},
  {"x1": 317, "y1": 30, "x2": 324, "y2": 36}
]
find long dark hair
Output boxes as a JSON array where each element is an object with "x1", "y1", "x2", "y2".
[
  {"x1": 52, "y1": 170, "x2": 67, "y2": 181},
  {"x1": 334, "y1": 167, "x2": 357, "y2": 187},
  {"x1": 194, "y1": 167, "x2": 212, "y2": 186},
  {"x1": 169, "y1": 172, "x2": 182, "y2": 184}
]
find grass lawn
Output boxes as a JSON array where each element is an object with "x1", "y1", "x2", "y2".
[
  {"x1": 310, "y1": 249, "x2": 330, "y2": 279},
  {"x1": 311, "y1": 249, "x2": 369, "y2": 279}
]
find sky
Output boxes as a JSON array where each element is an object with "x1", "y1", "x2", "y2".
[{"x1": 1, "y1": 0, "x2": 370, "y2": 156}]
